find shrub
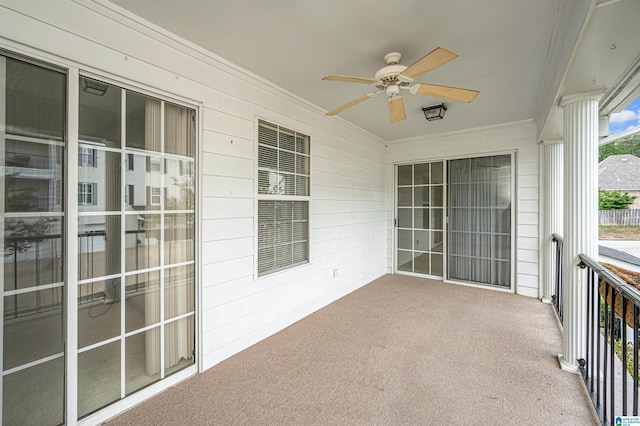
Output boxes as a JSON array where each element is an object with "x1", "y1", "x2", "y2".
[{"x1": 599, "y1": 188, "x2": 637, "y2": 210}]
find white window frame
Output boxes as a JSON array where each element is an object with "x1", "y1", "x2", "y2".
[
  {"x1": 78, "y1": 146, "x2": 95, "y2": 167},
  {"x1": 78, "y1": 182, "x2": 96, "y2": 205},
  {"x1": 150, "y1": 186, "x2": 161, "y2": 206},
  {"x1": 256, "y1": 119, "x2": 311, "y2": 278}
]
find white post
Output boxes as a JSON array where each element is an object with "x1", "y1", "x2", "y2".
[
  {"x1": 542, "y1": 141, "x2": 563, "y2": 303},
  {"x1": 558, "y1": 91, "x2": 602, "y2": 373}
]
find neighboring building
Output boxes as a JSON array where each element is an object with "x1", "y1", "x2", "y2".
[
  {"x1": 599, "y1": 154, "x2": 640, "y2": 208},
  {"x1": 0, "y1": 1, "x2": 639, "y2": 425}
]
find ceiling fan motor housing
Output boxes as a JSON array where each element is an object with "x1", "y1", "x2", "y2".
[{"x1": 374, "y1": 64, "x2": 408, "y2": 85}]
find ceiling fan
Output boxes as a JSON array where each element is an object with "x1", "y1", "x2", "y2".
[{"x1": 322, "y1": 47, "x2": 479, "y2": 123}]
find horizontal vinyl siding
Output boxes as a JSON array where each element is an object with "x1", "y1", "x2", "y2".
[
  {"x1": 388, "y1": 121, "x2": 540, "y2": 297},
  {"x1": 0, "y1": 0, "x2": 389, "y2": 379},
  {"x1": 517, "y1": 145, "x2": 540, "y2": 297}
]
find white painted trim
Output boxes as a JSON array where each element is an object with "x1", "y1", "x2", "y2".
[
  {"x1": 120, "y1": 83, "x2": 127, "y2": 400},
  {"x1": 4, "y1": 282, "x2": 64, "y2": 296},
  {"x1": 67, "y1": 66, "x2": 81, "y2": 426},
  {"x1": 2, "y1": 352, "x2": 64, "y2": 376},
  {"x1": 558, "y1": 353, "x2": 581, "y2": 374},
  {"x1": 389, "y1": 119, "x2": 535, "y2": 146},
  {"x1": 253, "y1": 116, "x2": 313, "y2": 280},
  {"x1": 559, "y1": 90, "x2": 605, "y2": 107},
  {"x1": 599, "y1": 125, "x2": 640, "y2": 146},
  {"x1": 442, "y1": 278, "x2": 515, "y2": 294},
  {"x1": 196, "y1": 101, "x2": 204, "y2": 374}
]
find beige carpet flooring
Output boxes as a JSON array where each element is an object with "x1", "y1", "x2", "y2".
[{"x1": 107, "y1": 274, "x2": 599, "y2": 425}]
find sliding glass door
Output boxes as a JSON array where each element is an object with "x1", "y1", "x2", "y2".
[
  {"x1": 395, "y1": 154, "x2": 513, "y2": 289},
  {"x1": 2, "y1": 55, "x2": 66, "y2": 425},
  {"x1": 77, "y1": 78, "x2": 196, "y2": 417},
  {"x1": 447, "y1": 154, "x2": 513, "y2": 288},
  {"x1": 1, "y1": 53, "x2": 197, "y2": 424}
]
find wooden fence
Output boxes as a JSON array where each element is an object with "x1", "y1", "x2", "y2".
[{"x1": 599, "y1": 209, "x2": 640, "y2": 225}]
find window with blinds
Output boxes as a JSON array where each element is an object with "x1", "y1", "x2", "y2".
[{"x1": 257, "y1": 120, "x2": 310, "y2": 276}]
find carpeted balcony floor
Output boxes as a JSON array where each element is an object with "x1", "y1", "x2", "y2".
[{"x1": 107, "y1": 274, "x2": 599, "y2": 425}]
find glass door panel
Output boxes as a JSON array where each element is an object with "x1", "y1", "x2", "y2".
[
  {"x1": 2, "y1": 55, "x2": 66, "y2": 426},
  {"x1": 447, "y1": 154, "x2": 512, "y2": 287},
  {"x1": 77, "y1": 79, "x2": 196, "y2": 418},
  {"x1": 396, "y1": 161, "x2": 444, "y2": 278}
]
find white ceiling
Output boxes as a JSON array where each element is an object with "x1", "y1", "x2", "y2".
[{"x1": 110, "y1": 0, "x2": 640, "y2": 143}]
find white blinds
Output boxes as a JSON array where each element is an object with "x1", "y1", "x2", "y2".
[{"x1": 257, "y1": 120, "x2": 310, "y2": 276}]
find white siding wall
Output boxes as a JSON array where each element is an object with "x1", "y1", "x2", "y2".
[
  {"x1": 387, "y1": 121, "x2": 540, "y2": 298},
  {"x1": 0, "y1": 0, "x2": 389, "y2": 372}
]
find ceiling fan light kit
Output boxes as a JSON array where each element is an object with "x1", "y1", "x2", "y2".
[
  {"x1": 422, "y1": 103, "x2": 447, "y2": 121},
  {"x1": 322, "y1": 47, "x2": 478, "y2": 123}
]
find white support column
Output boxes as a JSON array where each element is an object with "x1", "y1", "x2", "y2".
[
  {"x1": 558, "y1": 91, "x2": 602, "y2": 373},
  {"x1": 542, "y1": 141, "x2": 563, "y2": 303}
]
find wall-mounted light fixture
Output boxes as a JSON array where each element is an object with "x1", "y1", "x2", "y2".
[
  {"x1": 422, "y1": 103, "x2": 447, "y2": 121},
  {"x1": 81, "y1": 78, "x2": 109, "y2": 96}
]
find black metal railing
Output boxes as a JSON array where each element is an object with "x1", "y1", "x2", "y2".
[
  {"x1": 552, "y1": 233, "x2": 564, "y2": 323},
  {"x1": 4, "y1": 234, "x2": 63, "y2": 319},
  {"x1": 579, "y1": 254, "x2": 640, "y2": 424}
]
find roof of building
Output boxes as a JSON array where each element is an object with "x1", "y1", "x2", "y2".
[{"x1": 599, "y1": 154, "x2": 640, "y2": 191}]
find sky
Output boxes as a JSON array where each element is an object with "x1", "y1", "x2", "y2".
[{"x1": 609, "y1": 96, "x2": 640, "y2": 134}]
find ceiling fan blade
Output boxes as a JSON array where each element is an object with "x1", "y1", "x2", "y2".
[
  {"x1": 399, "y1": 47, "x2": 458, "y2": 81},
  {"x1": 322, "y1": 75, "x2": 379, "y2": 85},
  {"x1": 411, "y1": 83, "x2": 479, "y2": 103},
  {"x1": 388, "y1": 95, "x2": 406, "y2": 123},
  {"x1": 326, "y1": 94, "x2": 373, "y2": 116}
]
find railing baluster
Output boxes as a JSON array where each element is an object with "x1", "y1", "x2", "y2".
[
  {"x1": 610, "y1": 285, "x2": 616, "y2": 420},
  {"x1": 586, "y1": 266, "x2": 599, "y2": 399},
  {"x1": 622, "y1": 296, "x2": 628, "y2": 416},
  {"x1": 603, "y1": 281, "x2": 609, "y2": 421},
  {"x1": 578, "y1": 253, "x2": 640, "y2": 425},
  {"x1": 551, "y1": 234, "x2": 563, "y2": 323},
  {"x1": 635, "y1": 305, "x2": 639, "y2": 416}
]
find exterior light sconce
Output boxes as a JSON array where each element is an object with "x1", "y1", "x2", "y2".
[{"x1": 422, "y1": 103, "x2": 447, "y2": 121}]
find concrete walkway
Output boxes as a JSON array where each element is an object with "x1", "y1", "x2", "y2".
[{"x1": 107, "y1": 275, "x2": 598, "y2": 425}]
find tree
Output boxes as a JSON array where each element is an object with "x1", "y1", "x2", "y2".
[
  {"x1": 599, "y1": 134, "x2": 640, "y2": 162},
  {"x1": 598, "y1": 188, "x2": 637, "y2": 210}
]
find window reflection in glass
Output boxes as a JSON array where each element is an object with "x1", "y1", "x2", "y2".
[
  {"x1": 3, "y1": 357, "x2": 64, "y2": 426},
  {"x1": 125, "y1": 271, "x2": 160, "y2": 333},
  {"x1": 4, "y1": 217, "x2": 63, "y2": 291},
  {"x1": 5, "y1": 140, "x2": 64, "y2": 213},
  {"x1": 78, "y1": 215, "x2": 121, "y2": 280},
  {"x1": 6, "y1": 58, "x2": 65, "y2": 140},
  {"x1": 78, "y1": 342, "x2": 120, "y2": 418},
  {"x1": 165, "y1": 102, "x2": 195, "y2": 157},
  {"x1": 125, "y1": 214, "x2": 161, "y2": 272},
  {"x1": 165, "y1": 265, "x2": 194, "y2": 320},
  {"x1": 125, "y1": 330, "x2": 160, "y2": 395},
  {"x1": 78, "y1": 149, "x2": 121, "y2": 213},
  {"x1": 164, "y1": 214, "x2": 194, "y2": 265},
  {"x1": 127, "y1": 91, "x2": 161, "y2": 152},
  {"x1": 164, "y1": 316, "x2": 195, "y2": 377},
  {"x1": 125, "y1": 154, "x2": 162, "y2": 211},
  {"x1": 165, "y1": 158, "x2": 194, "y2": 210},
  {"x1": 79, "y1": 78, "x2": 121, "y2": 148},
  {"x1": 78, "y1": 280, "x2": 121, "y2": 349},
  {"x1": 4, "y1": 288, "x2": 63, "y2": 369}
]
